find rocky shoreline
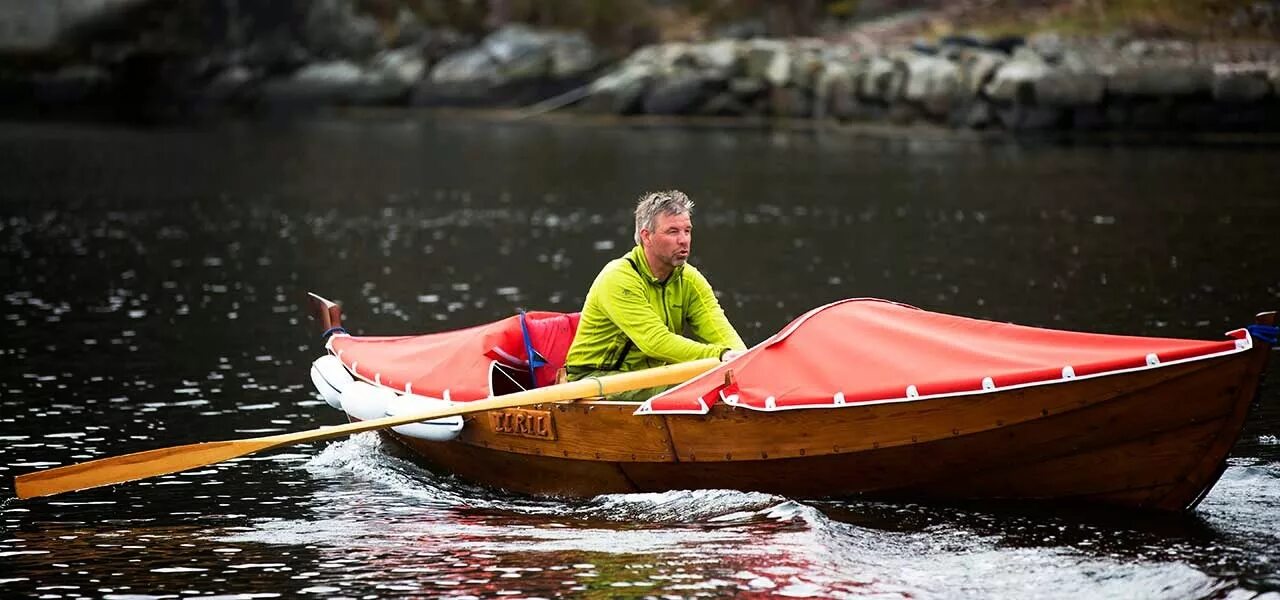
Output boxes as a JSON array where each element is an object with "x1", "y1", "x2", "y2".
[
  {"x1": 4, "y1": 2, "x2": 1279, "y2": 133},
  {"x1": 580, "y1": 34, "x2": 1280, "y2": 132}
]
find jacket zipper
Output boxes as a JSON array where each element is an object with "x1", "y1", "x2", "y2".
[{"x1": 660, "y1": 282, "x2": 671, "y2": 329}]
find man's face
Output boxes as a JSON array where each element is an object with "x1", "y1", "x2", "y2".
[{"x1": 642, "y1": 211, "x2": 692, "y2": 269}]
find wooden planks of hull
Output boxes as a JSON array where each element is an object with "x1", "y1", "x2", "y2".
[{"x1": 384, "y1": 342, "x2": 1270, "y2": 511}]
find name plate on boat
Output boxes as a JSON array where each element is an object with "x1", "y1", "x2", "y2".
[{"x1": 489, "y1": 409, "x2": 557, "y2": 441}]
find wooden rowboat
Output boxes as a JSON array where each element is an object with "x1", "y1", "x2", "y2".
[{"x1": 308, "y1": 294, "x2": 1275, "y2": 512}]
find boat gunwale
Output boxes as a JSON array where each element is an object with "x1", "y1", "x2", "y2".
[{"x1": 326, "y1": 327, "x2": 1260, "y2": 416}]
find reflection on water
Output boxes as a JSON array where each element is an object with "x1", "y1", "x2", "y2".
[{"x1": 1, "y1": 116, "x2": 1278, "y2": 598}]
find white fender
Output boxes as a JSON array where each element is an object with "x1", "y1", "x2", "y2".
[
  {"x1": 341, "y1": 381, "x2": 396, "y2": 422},
  {"x1": 386, "y1": 393, "x2": 464, "y2": 442},
  {"x1": 310, "y1": 355, "x2": 354, "y2": 410}
]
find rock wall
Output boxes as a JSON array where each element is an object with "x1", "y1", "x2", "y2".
[
  {"x1": 582, "y1": 34, "x2": 1280, "y2": 132},
  {"x1": 2, "y1": 0, "x2": 1278, "y2": 133},
  {"x1": 0, "y1": 0, "x2": 601, "y2": 116}
]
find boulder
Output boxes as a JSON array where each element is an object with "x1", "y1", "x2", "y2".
[
  {"x1": 643, "y1": 75, "x2": 716, "y2": 115},
  {"x1": 698, "y1": 92, "x2": 748, "y2": 116},
  {"x1": 1212, "y1": 104, "x2": 1279, "y2": 131},
  {"x1": 0, "y1": 0, "x2": 150, "y2": 53},
  {"x1": 984, "y1": 47, "x2": 1048, "y2": 103},
  {"x1": 548, "y1": 31, "x2": 597, "y2": 78},
  {"x1": 986, "y1": 35, "x2": 1025, "y2": 55},
  {"x1": 263, "y1": 60, "x2": 403, "y2": 105},
  {"x1": 1027, "y1": 32, "x2": 1065, "y2": 64},
  {"x1": 995, "y1": 104, "x2": 1064, "y2": 130},
  {"x1": 1107, "y1": 63, "x2": 1212, "y2": 97},
  {"x1": 1034, "y1": 68, "x2": 1105, "y2": 106},
  {"x1": 240, "y1": 31, "x2": 312, "y2": 73},
  {"x1": 1121, "y1": 39, "x2": 1195, "y2": 61},
  {"x1": 388, "y1": 7, "x2": 429, "y2": 49},
  {"x1": 789, "y1": 49, "x2": 825, "y2": 91},
  {"x1": 770, "y1": 86, "x2": 811, "y2": 118},
  {"x1": 764, "y1": 46, "x2": 792, "y2": 87},
  {"x1": 303, "y1": 0, "x2": 384, "y2": 60},
  {"x1": 886, "y1": 103, "x2": 920, "y2": 125},
  {"x1": 857, "y1": 56, "x2": 888, "y2": 100},
  {"x1": 699, "y1": 39, "x2": 743, "y2": 74},
  {"x1": 423, "y1": 24, "x2": 597, "y2": 104},
  {"x1": 627, "y1": 45, "x2": 663, "y2": 68},
  {"x1": 953, "y1": 99, "x2": 995, "y2": 129},
  {"x1": 859, "y1": 55, "x2": 901, "y2": 101},
  {"x1": 1128, "y1": 99, "x2": 1176, "y2": 129},
  {"x1": 203, "y1": 65, "x2": 255, "y2": 102},
  {"x1": 1069, "y1": 105, "x2": 1109, "y2": 130},
  {"x1": 1104, "y1": 103, "x2": 1131, "y2": 128},
  {"x1": 958, "y1": 48, "x2": 1007, "y2": 97},
  {"x1": 483, "y1": 24, "x2": 553, "y2": 81},
  {"x1": 29, "y1": 64, "x2": 113, "y2": 105},
  {"x1": 1212, "y1": 67, "x2": 1271, "y2": 103},
  {"x1": 293, "y1": 60, "x2": 365, "y2": 83},
  {"x1": 745, "y1": 40, "x2": 785, "y2": 81},
  {"x1": 586, "y1": 63, "x2": 655, "y2": 114},
  {"x1": 655, "y1": 42, "x2": 697, "y2": 73},
  {"x1": 373, "y1": 47, "x2": 426, "y2": 88},
  {"x1": 902, "y1": 53, "x2": 962, "y2": 116},
  {"x1": 728, "y1": 77, "x2": 768, "y2": 99},
  {"x1": 430, "y1": 47, "x2": 501, "y2": 86},
  {"x1": 604, "y1": 75, "x2": 652, "y2": 114},
  {"x1": 1174, "y1": 101, "x2": 1225, "y2": 129},
  {"x1": 938, "y1": 34, "x2": 986, "y2": 51},
  {"x1": 814, "y1": 62, "x2": 856, "y2": 120}
]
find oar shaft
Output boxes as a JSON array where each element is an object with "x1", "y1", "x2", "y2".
[
  {"x1": 274, "y1": 357, "x2": 719, "y2": 444},
  {"x1": 14, "y1": 358, "x2": 720, "y2": 499}
]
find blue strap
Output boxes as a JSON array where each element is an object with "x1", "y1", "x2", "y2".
[
  {"x1": 518, "y1": 310, "x2": 546, "y2": 389},
  {"x1": 1246, "y1": 324, "x2": 1279, "y2": 345},
  {"x1": 321, "y1": 326, "x2": 348, "y2": 340}
]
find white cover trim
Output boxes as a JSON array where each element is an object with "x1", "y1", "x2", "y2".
[{"x1": 645, "y1": 328, "x2": 1255, "y2": 415}]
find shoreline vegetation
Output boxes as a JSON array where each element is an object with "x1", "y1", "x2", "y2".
[{"x1": 2, "y1": 1, "x2": 1278, "y2": 135}]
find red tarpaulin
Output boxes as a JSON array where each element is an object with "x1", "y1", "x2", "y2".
[
  {"x1": 637, "y1": 298, "x2": 1251, "y2": 415},
  {"x1": 326, "y1": 299, "x2": 1251, "y2": 412},
  {"x1": 328, "y1": 311, "x2": 579, "y2": 401}
]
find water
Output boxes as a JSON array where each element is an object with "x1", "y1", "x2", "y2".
[{"x1": 1, "y1": 115, "x2": 1278, "y2": 598}]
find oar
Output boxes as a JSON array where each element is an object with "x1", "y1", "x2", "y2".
[{"x1": 14, "y1": 358, "x2": 720, "y2": 500}]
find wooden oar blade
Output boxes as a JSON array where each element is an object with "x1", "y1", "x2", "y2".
[
  {"x1": 14, "y1": 439, "x2": 277, "y2": 500},
  {"x1": 13, "y1": 357, "x2": 723, "y2": 499}
]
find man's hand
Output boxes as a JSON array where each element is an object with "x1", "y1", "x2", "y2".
[{"x1": 721, "y1": 349, "x2": 746, "y2": 362}]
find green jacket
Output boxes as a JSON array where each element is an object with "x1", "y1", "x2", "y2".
[{"x1": 565, "y1": 245, "x2": 746, "y2": 374}]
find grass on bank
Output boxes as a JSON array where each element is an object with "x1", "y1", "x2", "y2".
[{"x1": 938, "y1": 0, "x2": 1280, "y2": 41}]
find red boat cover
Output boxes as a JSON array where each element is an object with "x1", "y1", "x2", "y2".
[
  {"x1": 328, "y1": 311, "x2": 580, "y2": 401},
  {"x1": 637, "y1": 298, "x2": 1252, "y2": 415}
]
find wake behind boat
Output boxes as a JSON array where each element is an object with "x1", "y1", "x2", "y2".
[{"x1": 308, "y1": 293, "x2": 1277, "y2": 512}]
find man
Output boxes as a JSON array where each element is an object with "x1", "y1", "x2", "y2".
[{"x1": 564, "y1": 190, "x2": 747, "y2": 401}]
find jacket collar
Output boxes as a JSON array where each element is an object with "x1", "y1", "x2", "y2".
[{"x1": 629, "y1": 245, "x2": 683, "y2": 284}]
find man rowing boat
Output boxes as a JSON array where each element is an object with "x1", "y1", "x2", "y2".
[{"x1": 563, "y1": 190, "x2": 746, "y2": 401}]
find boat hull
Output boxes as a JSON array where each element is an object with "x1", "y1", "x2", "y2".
[{"x1": 381, "y1": 343, "x2": 1270, "y2": 512}]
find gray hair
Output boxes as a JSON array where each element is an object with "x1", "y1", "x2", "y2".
[{"x1": 634, "y1": 190, "x2": 694, "y2": 246}]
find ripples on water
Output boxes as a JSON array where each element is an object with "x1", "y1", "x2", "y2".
[
  {"x1": 9, "y1": 433, "x2": 1269, "y2": 598},
  {"x1": 1, "y1": 117, "x2": 1278, "y2": 598}
]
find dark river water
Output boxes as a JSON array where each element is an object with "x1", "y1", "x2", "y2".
[{"x1": 1, "y1": 114, "x2": 1278, "y2": 599}]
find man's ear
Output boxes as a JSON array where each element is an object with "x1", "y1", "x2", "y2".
[{"x1": 638, "y1": 228, "x2": 650, "y2": 246}]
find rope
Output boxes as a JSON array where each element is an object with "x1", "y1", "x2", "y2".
[
  {"x1": 518, "y1": 310, "x2": 546, "y2": 389},
  {"x1": 586, "y1": 376, "x2": 605, "y2": 399},
  {"x1": 321, "y1": 326, "x2": 348, "y2": 340},
  {"x1": 1246, "y1": 324, "x2": 1279, "y2": 345},
  {"x1": 494, "y1": 363, "x2": 528, "y2": 392},
  {"x1": 512, "y1": 84, "x2": 594, "y2": 120}
]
